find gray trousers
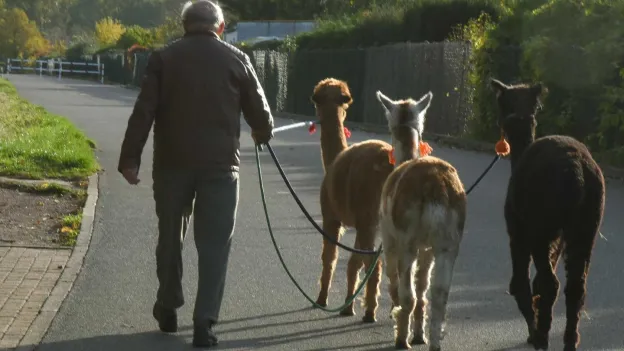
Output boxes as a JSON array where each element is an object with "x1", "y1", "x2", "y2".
[{"x1": 152, "y1": 169, "x2": 239, "y2": 326}]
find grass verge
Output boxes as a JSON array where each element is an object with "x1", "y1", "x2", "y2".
[{"x1": 0, "y1": 77, "x2": 99, "y2": 180}]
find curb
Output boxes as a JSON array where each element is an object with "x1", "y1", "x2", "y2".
[
  {"x1": 14, "y1": 172, "x2": 99, "y2": 351},
  {"x1": 275, "y1": 111, "x2": 624, "y2": 181}
]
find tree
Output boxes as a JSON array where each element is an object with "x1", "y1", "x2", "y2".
[
  {"x1": 0, "y1": 7, "x2": 50, "y2": 58},
  {"x1": 94, "y1": 16, "x2": 125, "y2": 48}
]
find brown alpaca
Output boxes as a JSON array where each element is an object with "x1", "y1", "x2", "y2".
[
  {"x1": 376, "y1": 90, "x2": 466, "y2": 351},
  {"x1": 491, "y1": 78, "x2": 605, "y2": 351},
  {"x1": 311, "y1": 78, "x2": 394, "y2": 322}
]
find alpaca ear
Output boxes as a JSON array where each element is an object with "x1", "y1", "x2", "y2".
[
  {"x1": 414, "y1": 91, "x2": 433, "y2": 114},
  {"x1": 310, "y1": 93, "x2": 320, "y2": 105},
  {"x1": 340, "y1": 93, "x2": 353, "y2": 105},
  {"x1": 409, "y1": 91, "x2": 433, "y2": 132},
  {"x1": 490, "y1": 78, "x2": 507, "y2": 96},
  {"x1": 376, "y1": 91, "x2": 396, "y2": 113},
  {"x1": 531, "y1": 83, "x2": 548, "y2": 98}
]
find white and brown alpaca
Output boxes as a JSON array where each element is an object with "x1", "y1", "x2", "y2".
[
  {"x1": 311, "y1": 78, "x2": 395, "y2": 322},
  {"x1": 376, "y1": 90, "x2": 466, "y2": 351}
]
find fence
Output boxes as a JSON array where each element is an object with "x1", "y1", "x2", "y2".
[
  {"x1": 125, "y1": 41, "x2": 474, "y2": 137},
  {"x1": 98, "y1": 52, "x2": 151, "y2": 87},
  {"x1": 5, "y1": 58, "x2": 105, "y2": 83},
  {"x1": 250, "y1": 42, "x2": 473, "y2": 137}
]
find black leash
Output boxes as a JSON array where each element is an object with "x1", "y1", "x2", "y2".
[{"x1": 262, "y1": 143, "x2": 502, "y2": 255}]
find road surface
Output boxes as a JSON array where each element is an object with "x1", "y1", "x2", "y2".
[{"x1": 7, "y1": 74, "x2": 624, "y2": 351}]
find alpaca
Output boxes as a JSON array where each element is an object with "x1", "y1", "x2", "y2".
[
  {"x1": 490, "y1": 78, "x2": 605, "y2": 351},
  {"x1": 376, "y1": 90, "x2": 466, "y2": 351},
  {"x1": 311, "y1": 78, "x2": 395, "y2": 322}
]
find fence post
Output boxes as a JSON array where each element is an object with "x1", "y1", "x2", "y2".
[
  {"x1": 58, "y1": 58, "x2": 62, "y2": 80},
  {"x1": 6, "y1": 58, "x2": 9, "y2": 74},
  {"x1": 133, "y1": 53, "x2": 138, "y2": 85},
  {"x1": 39, "y1": 60, "x2": 42, "y2": 77},
  {"x1": 101, "y1": 64, "x2": 105, "y2": 84}
]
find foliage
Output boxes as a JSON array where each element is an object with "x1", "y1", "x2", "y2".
[
  {"x1": 0, "y1": 7, "x2": 50, "y2": 58},
  {"x1": 0, "y1": 78, "x2": 99, "y2": 180},
  {"x1": 461, "y1": 0, "x2": 624, "y2": 156},
  {"x1": 295, "y1": 0, "x2": 503, "y2": 50},
  {"x1": 153, "y1": 14, "x2": 183, "y2": 45},
  {"x1": 116, "y1": 24, "x2": 157, "y2": 50},
  {"x1": 95, "y1": 17, "x2": 126, "y2": 48}
]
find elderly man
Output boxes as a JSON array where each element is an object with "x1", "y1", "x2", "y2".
[{"x1": 117, "y1": 0, "x2": 274, "y2": 347}]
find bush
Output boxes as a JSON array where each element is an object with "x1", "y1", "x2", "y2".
[
  {"x1": 95, "y1": 17, "x2": 126, "y2": 48},
  {"x1": 461, "y1": 0, "x2": 624, "y2": 158},
  {"x1": 295, "y1": 0, "x2": 503, "y2": 50},
  {"x1": 116, "y1": 25, "x2": 158, "y2": 50}
]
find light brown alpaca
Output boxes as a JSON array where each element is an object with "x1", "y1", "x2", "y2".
[
  {"x1": 376, "y1": 90, "x2": 466, "y2": 351},
  {"x1": 311, "y1": 78, "x2": 394, "y2": 322}
]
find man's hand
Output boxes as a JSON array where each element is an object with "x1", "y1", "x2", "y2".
[
  {"x1": 252, "y1": 129, "x2": 273, "y2": 146},
  {"x1": 121, "y1": 167, "x2": 140, "y2": 185}
]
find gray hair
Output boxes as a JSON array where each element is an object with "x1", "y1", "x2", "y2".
[{"x1": 181, "y1": 0, "x2": 224, "y2": 32}]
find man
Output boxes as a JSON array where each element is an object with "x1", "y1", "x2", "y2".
[{"x1": 117, "y1": 0, "x2": 274, "y2": 348}]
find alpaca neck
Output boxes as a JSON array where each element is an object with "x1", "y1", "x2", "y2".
[
  {"x1": 319, "y1": 106, "x2": 348, "y2": 171},
  {"x1": 508, "y1": 130, "x2": 535, "y2": 170},
  {"x1": 395, "y1": 142, "x2": 418, "y2": 166}
]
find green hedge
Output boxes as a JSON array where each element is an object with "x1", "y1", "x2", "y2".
[
  {"x1": 462, "y1": 0, "x2": 624, "y2": 162},
  {"x1": 294, "y1": 0, "x2": 503, "y2": 50}
]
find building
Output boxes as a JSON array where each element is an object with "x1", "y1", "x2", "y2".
[{"x1": 224, "y1": 20, "x2": 316, "y2": 44}]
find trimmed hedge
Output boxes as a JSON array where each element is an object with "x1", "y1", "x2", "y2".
[{"x1": 294, "y1": 0, "x2": 503, "y2": 50}]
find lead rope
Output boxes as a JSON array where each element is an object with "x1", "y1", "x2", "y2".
[{"x1": 255, "y1": 144, "x2": 383, "y2": 312}]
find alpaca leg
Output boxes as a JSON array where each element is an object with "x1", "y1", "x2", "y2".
[
  {"x1": 315, "y1": 218, "x2": 342, "y2": 307},
  {"x1": 411, "y1": 249, "x2": 434, "y2": 346},
  {"x1": 428, "y1": 248, "x2": 459, "y2": 351},
  {"x1": 383, "y1": 242, "x2": 400, "y2": 318},
  {"x1": 340, "y1": 239, "x2": 362, "y2": 317},
  {"x1": 562, "y1": 233, "x2": 598, "y2": 350},
  {"x1": 508, "y1": 237, "x2": 536, "y2": 343},
  {"x1": 530, "y1": 242, "x2": 561, "y2": 350},
  {"x1": 394, "y1": 255, "x2": 417, "y2": 350},
  {"x1": 360, "y1": 233, "x2": 383, "y2": 323}
]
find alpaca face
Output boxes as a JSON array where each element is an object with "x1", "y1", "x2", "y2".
[
  {"x1": 310, "y1": 79, "x2": 353, "y2": 124},
  {"x1": 490, "y1": 78, "x2": 545, "y2": 139},
  {"x1": 376, "y1": 90, "x2": 433, "y2": 164}
]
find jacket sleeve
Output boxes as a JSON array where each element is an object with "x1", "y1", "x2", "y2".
[
  {"x1": 239, "y1": 53, "x2": 274, "y2": 134},
  {"x1": 117, "y1": 51, "x2": 162, "y2": 173}
]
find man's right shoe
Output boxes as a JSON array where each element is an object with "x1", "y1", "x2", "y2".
[
  {"x1": 152, "y1": 303, "x2": 178, "y2": 333},
  {"x1": 192, "y1": 322, "x2": 219, "y2": 348}
]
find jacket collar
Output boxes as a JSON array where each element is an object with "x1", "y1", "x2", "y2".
[{"x1": 183, "y1": 27, "x2": 220, "y2": 39}]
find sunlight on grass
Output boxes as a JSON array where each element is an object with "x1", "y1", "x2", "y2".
[
  {"x1": 0, "y1": 78, "x2": 99, "y2": 180},
  {"x1": 59, "y1": 213, "x2": 83, "y2": 246}
]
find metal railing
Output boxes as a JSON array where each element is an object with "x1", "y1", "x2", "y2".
[{"x1": 5, "y1": 57, "x2": 105, "y2": 83}]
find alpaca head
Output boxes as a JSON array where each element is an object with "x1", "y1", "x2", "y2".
[
  {"x1": 310, "y1": 78, "x2": 353, "y2": 124},
  {"x1": 376, "y1": 90, "x2": 433, "y2": 166},
  {"x1": 490, "y1": 78, "x2": 547, "y2": 147}
]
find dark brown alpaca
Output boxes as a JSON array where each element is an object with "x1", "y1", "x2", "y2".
[
  {"x1": 491, "y1": 78, "x2": 605, "y2": 351},
  {"x1": 311, "y1": 78, "x2": 394, "y2": 322}
]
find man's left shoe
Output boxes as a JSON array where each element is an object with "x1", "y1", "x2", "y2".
[
  {"x1": 192, "y1": 322, "x2": 219, "y2": 348},
  {"x1": 152, "y1": 303, "x2": 178, "y2": 333}
]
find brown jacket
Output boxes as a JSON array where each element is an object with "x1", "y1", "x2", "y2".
[{"x1": 117, "y1": 29, "x2": 274, "y2": 174}]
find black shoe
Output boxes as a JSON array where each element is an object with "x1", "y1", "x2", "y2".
[
  {"x1": 192, "y1": 322, "x2": 219, "y2": 348},
  {"x1": 152, "y1": 303, "x2": 178, "y2": 333}
]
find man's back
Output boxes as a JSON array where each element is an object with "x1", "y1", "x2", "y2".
[{"x1": 119, "y1": 30, "x2": 273, "y2": 174}]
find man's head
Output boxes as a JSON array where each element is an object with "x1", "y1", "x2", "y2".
[{"x1": 181, "y1": 0, "x2": 225, "y2": 36}]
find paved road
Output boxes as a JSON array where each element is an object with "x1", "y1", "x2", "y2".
[{"x1": 7, "y1": 75, "x2": 624, "y2": 351}]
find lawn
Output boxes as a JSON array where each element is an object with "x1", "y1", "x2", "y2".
[{"x1": 0, "y1": 77, "x2": 99, "y2": 180}]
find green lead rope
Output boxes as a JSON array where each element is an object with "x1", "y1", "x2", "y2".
[{"x1": 255, "y1": 145, "x2": 384, "y2": 312}]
